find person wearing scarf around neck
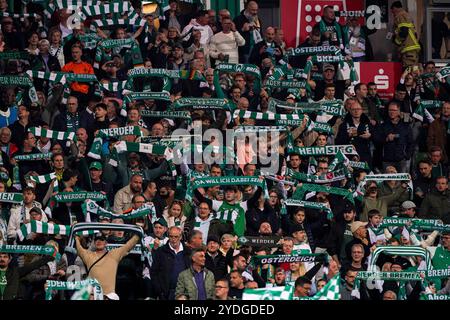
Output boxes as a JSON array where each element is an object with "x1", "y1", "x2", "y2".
[
  {"x1": 315, "y1": 6, "x2": 347, "y2": 50},
  {"x1": 233, "y1": 0, "x2": 263, "y2": 64}
]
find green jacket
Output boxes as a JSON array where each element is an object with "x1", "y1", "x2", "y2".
[
  {"x1": 175, "y1": 266, "x2": 215, "y2": 300},
  {"x1": 420, "y1": 190, "x2": 450, "y2": 220}
]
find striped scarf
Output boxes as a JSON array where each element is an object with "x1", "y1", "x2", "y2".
[
  {"x1": 268, "y1": 98, "x2": 346, "y2": 117},
  {"x1": 295, "y1": 274, "x2": 341, "y2": 300},
  {"x1": 87, "y1": 126, "x2": 142, "y2": 159},
  {"x1": 412, "y1": 100, "x2": 443, "y2": 122},
  {"x1": 46, "y1": 278, "x2": 103, "y2": 301},
  {"x1": 26, "y1": 70, "x2": 67, "y2": 85},
  {"x1": 52, "y1": 192, "x2": 107, "y2": 204},
  {"x1": 94, "y1": 38, "x2": 139, "y2": 69},
  {"x1": 233, "y1": 110, "x2": 310, "y2": 124},
  {"x1": 243, "y1": 285, "x2": 293, "y2": 300},
  {"x1": 110, "y1": 141, "x2": 177, "y2": 176},
  {"x1": 81, "y1": 1, "x2": 132, "y2": 17},
  {"x1": 17, "y1": 220, "x2": 95, "y2": 241},
  {"x1": 29, "y1": 127, "x2": 77, "y2": 142},
  {"x1": 29, "y1": 172, "x2": 57, "y2": 184},
  {"x1": 83, "y1": 199, "x2": 157, "y2": 222}
]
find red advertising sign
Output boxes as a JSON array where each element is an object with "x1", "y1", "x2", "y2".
[
  {"x1": 281, "y1": 0, "x2": 365, "y2": 48},
  {"x1": 355, "y1": 62, "x2": 403, "y2": 100}
]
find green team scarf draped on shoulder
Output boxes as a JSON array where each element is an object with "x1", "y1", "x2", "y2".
[{"x1": 294, "y1": 274, "x2": 341, "y2": 300}]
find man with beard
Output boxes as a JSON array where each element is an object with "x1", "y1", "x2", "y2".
[{"x1": 113, "y1": 174, "x2": 144, "y2": 213}]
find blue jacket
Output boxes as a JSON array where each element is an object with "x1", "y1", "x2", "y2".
[{"x1": 373, "y1": 119, "x2": 413, "y2": 162}]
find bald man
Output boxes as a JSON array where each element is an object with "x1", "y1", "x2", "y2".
[
  {"x1": 233, "y1": 0, "x2": 262, "y2": 63},
  {"x1": 249, "y1": 26, "x2": 283, "y2": 66}
]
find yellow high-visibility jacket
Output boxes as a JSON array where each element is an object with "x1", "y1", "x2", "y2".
[{"x1": 394, "y1": 10, "x2": 421, "y2": 53}]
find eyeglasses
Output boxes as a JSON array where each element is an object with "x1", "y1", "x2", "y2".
[
  {"x1": 169, "y1": 235, "x2": 181, "y2": 238},
  {"x1": 215, "y1": 285, "x2": 227, "y2": 289}
]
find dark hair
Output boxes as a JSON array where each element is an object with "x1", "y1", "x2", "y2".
[
  {"x1": 418, "y1": 159, "x2": 432, "y2": 167},
  {"x1": 95, "y1": 103, "x2": 108, "y2": 111},
  {"x1": 51, "y1": 152, "x2": 64, "y2": 162},
  {"x1": 23, "y1": 186, "x2": 36, "y2": 194},
  {"x1": 367, "y1": 82, "x2": 376, "y2": 87},
  {"x1": 368, "y1": 209, "x2": 382, "y2": 218},
  {"x1": 62, "y1": 168, "x2": 79, "y2": 182},
  {"x1": 429, "y1": 146, "x2": 443, "y2": 154},
  {"x1": 354, "y1": 83, "x2": 367, "y2": 92},
  {"x1": 324, "y1": 83, "x2": 336, "y2": 89},
  {"x1": 390, "y1": 1, "x2": 403, "y2": 9},
  {"x1": 294, "y1": 276, "x2": 312, "y2": 288}
]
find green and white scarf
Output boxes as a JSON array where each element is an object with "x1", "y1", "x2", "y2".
[
  {"x1": 81, "y1": 1, "x2": 132, "y2": 17},
  {"x1": 17, "y1": 220, "x2": 70, "y2": 241},
  {"x1": 122, "y1": 91, "x2": 171, "y2": 116},
  {"x1": 268, "y1": 98, "x2": 346, "y2": 117},
  {"x1": 243, "y1": 285, "x2": 293, "y2": 300},
  {"x1": 88, "y1": 126, "x2": 142, "y2": 159},
  {"x1": 352, "y1": 271, "x2": 421, "y2": 300},
  {"x1": 234, "y1": 126, "x2": 287, "y2": 134},
  {"x1": 171, "y1": 97, "x2": 233, "y2": 111},
  {"x1": 186, "y1": 176, "x2": 268, "y2": 201},
  {"x1": 436, "y1": 64, "x2": 450, "y2": 85},
  {"x1": 110, "y1": 141, "x2": 177, "y2": 176},
  {"x1": 14, "y1": 152, "x2": 52, "y2": 162},
  {"x1": 265, "y1": 79, "x2": 307, "y2": 90},
  {"x1": 369, "y1": 246, "x2": 432, "y2": 271},
  {"x1": 215, "y1": 63, "x2": 261, "y2": 88},
  {"x1": 26, "y1": 70, "x2": 67, "y2": 85},
  {"x1": 295, "y1": 274, "x2": 341, "y2": 300},
  {"x1": 46, "y1": 278, "x2": 103, "y2": 301},
  {"x1": 29, "y1": 127, "x2": 77, "y2": 142},
  {"x1": 287, "y1": 46, "x2": 341, "y2": 57},
  {"x1": 0, "y1": 75, "x2": 38, "y2": 103},
  {"x1": 29, "y1": 172, "x2": 57, "y2": 184},
  {"x1": 420, "y1": 294, "x2": 450, "y2": 300},
  {"x1": 287, "y1": 145, "x2": 358, "y2": 156},
  {"x1": 0, "y1": 192, "x2": 24, "y2": 203},
  {"x1": 412, "y1": 100, "x2": 443, "y2": 122},
  {"x1": 286, "y1": 167, "x2": 350, "y2": 185},
  {"x1": 293, "y1": 183, "x2": 355, "y2": 204},
  {"x1": 233, "y1": 110, "x2": 310, "y2": 124},
  {"x1": 356, "y1": 173, "x2": 412, "y2": 199},
  {"x1": 283, "y1": 198, "x2": 333, "y2": 219},
  {"x1": 140, "y1": 110, "x2": 191, "y2": 121},
  {"x1": 0, "y1": 51, "x2": 30, "y2": 60},
  {"x1": 52, "y1": 192, "x2": 107, "y2": 204},
  {"x1": 94, "y1": 38, "x2": 139, "y2": 69},
  {"x1": 100, "y1": 80, "x2": 127, "y2": 93},
  {"x1": 82, "y1": 199, "x2": 157, "y2": 222},
  {"x1": 0, "y1": 244, "x2": 60, "y2": 260},
  {"x1": 250, "y1": 252, "x2": 327, "y2": 266}
]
